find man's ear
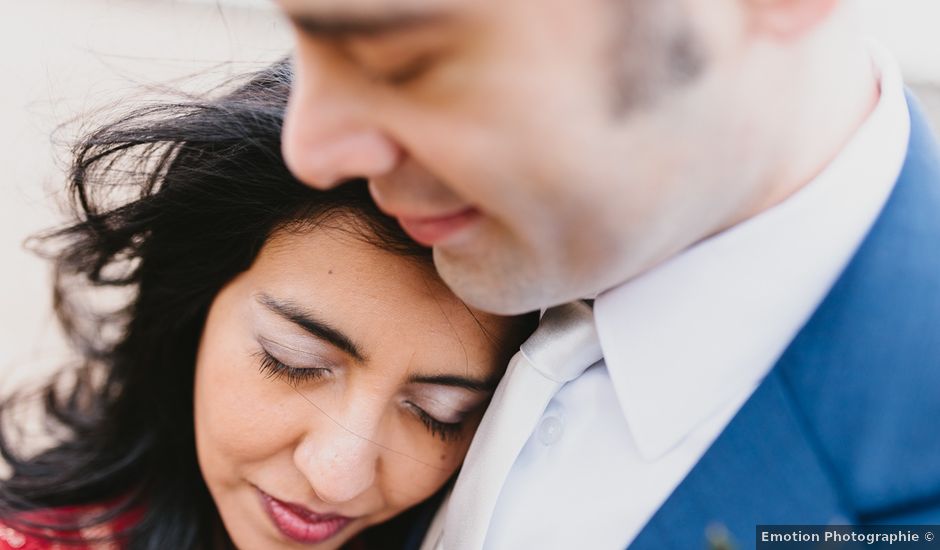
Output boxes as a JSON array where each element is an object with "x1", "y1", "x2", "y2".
[{"x1": 743, "y1": 0, "x2": 841, "y2": 40}]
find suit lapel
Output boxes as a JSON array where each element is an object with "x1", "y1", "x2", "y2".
[
  {"x1": 628, "y1": 369, "x2": 851, "y2": 550},
  {"x1": 630, "y1": 93, "x2": 940, "y2": 549}
]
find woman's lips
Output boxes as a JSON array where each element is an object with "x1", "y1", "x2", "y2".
[
  {"x1": 396, "y1": 207, "x2": 481, "y2": 246},
  {"x1": 258, "y1": 489, "x2": 352, "y2": 545}
]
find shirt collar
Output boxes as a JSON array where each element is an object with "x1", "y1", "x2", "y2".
[{"x1": 592, "y1": 42, "x2": 911, "y2": 460}]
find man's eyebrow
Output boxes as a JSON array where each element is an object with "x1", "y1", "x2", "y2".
[
  {"x1": 407, "y1": 373, "x2": 498, "y2": 393},
  {"x1": 287, "y1": 10, "x2": 449, "y2": 38},
  {"x1": 257, "y1": 293, "x2": 366, "y2": 362}
]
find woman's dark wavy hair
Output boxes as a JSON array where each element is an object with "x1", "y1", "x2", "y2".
[{"x1": 0, "y1": 60, "x2": 446, "y2": 549}]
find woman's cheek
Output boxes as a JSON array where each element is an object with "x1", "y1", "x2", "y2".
[
  {"x1": 195, "y1": 348, "x2": 300, "y2": 468},
  {"x1": 380, "y1": 428, "x2": 473, "y2": 513}
]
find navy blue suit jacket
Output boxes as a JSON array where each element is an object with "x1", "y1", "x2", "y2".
[
  {"x1": 628, "y1": 93, "x2": 940, "y2": 548},
  {"x1": 406, "y1": 93, "x2": 940, "y2": 550}
]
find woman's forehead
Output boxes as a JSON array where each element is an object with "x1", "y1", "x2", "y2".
[{"x1": 246, "y1": 226, "x2": 508, "y2": 359}]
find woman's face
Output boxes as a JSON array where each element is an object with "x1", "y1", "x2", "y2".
[{"x1": 193, "y1": 218, "x2": 524, "y2": 549}]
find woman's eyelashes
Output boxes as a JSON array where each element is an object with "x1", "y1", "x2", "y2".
[
  {"x1": 254, "y1": 347, "x2": 466, "y2": 442},
  {"x1": 256, "y1": 349, "x2": 332, "y2": 386},
  {"x1": 405, "y1": 401, "x2": 465, "y2": 442}
]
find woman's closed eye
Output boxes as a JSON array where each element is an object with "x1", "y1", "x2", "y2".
[
  {"x1": 403, "y1": 400, "x2": 465, "y2": 442},
  {"x1": 255, "y1": 348, "x2": 468, "y2": 443},
  {"x1": 256, "y1": 349, "x2": 332, "y2": 386}
]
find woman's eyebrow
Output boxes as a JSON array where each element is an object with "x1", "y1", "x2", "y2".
[
  {"x1": 407, "y1": 373, "x2": 498, "y2": 393},
  {"x1": 256, "y1": 293, "x2": 365, "y2": 362}
]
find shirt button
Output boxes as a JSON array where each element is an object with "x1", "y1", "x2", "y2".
[{"x1": 537, "y1": 415, "x2": 565, "y2": 446}]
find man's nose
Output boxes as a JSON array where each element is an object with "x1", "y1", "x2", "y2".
[
  {"x1": 293, "y1": 419, "x2": 382, "y2": 505},
  {"x1": 281, "y1": 61, "x2": 403, "y2": 189}
]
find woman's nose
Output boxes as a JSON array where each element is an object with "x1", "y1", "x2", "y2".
[
  {"x1": 293, "y1": 421, "x2": 381, "y2": 505},
  {"x1": 281, "y1": 56, "x2": 403, "y2": 189}
]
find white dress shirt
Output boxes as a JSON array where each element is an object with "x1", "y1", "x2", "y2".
[{"x1": 479, "y1": 44, "x2": 910, "y2": 550}]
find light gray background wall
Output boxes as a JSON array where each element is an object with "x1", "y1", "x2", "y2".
[
  {"x1": 0, "y1": 0, "x2": 938, "y2": 393},
  {"x1": 0, "y1": 0, "x2": 290, "y2": 394}
]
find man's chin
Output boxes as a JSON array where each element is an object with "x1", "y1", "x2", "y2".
[{"x1": 432, "y1": 246, "x2": 557, "y2": 316}]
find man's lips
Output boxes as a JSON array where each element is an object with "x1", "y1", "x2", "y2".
[
  {"x1": 396, "y1": 207, "x2": 481, "y2": 246},
  {"x1": 257, "y1": 489, "x2": 352, "y2": 544}
]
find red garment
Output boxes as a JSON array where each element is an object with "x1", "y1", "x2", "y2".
[
  {"x1": 0, "y1": 505, "x2": 378, "y2": 549},
  {"x1": 0, "y1": 503, "x2": 141, "y2": 550}
]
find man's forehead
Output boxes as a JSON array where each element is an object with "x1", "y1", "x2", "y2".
[
  {"x1": 276, "y1": 0, "x2": 462, "y2": 36},
  {"x1": 277, "y1": 0, "x2": 458, "y2": 20}
]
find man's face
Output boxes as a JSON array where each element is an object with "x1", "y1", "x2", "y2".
[{"x1": 279, "y1": 0, "x2": 758, "y2": 314}]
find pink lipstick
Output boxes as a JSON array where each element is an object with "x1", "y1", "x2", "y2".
[{"x1": 258, "y1": 489, "x2": 352, "y2": 544}]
